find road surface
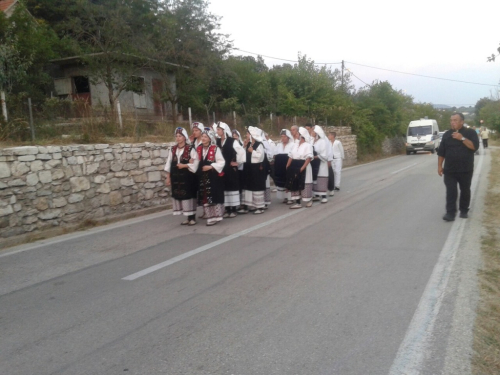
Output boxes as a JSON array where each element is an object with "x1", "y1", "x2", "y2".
[{"x1": 0, "y1": 151, "x2": 489, "y2": 375}]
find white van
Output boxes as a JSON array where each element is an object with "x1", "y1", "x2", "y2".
[{"x1": 406, "y1": 119, "x2": 440, "y2": 155}]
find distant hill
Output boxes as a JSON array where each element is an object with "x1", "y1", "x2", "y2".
[{"x1": 432, "y1": 104, "x2": 452, "y2": 109}]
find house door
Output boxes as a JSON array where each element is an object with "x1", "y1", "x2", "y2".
[
  {"x1": 71, "y1": 76, "x2": 91, "y2": 117},
  {"x1": 152, "y1": 79, "x2": 163, "y2": 117}
]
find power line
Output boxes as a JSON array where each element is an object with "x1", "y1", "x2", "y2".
[
  {"x1": 345, "y1": 68, "x2": 371, "y2": 87},
  {"x1": 345, "y1": 61, "x2": 499, "y2": 88},
  {"x1": 231, "y1": 48, "x2": 342, "y2": 65},
  {"x1": 228, "y1": 48, "x2": 499, "y2": 88}
]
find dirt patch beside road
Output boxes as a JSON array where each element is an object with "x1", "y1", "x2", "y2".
[{"x1": 473, "y1": 140, "x2": 500, "y2": 375}]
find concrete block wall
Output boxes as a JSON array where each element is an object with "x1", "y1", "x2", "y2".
[{"x1": 0, "y1": 143, "x2": 172, "y2": 239}]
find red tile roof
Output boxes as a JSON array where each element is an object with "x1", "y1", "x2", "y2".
[{"x1": 0, "y1": 0, "x2": 17, "y2": 14}]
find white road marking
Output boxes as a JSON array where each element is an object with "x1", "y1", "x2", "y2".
[
  {"x1": 122, "y1": 209, "x2": 303, "y2": 281},
  {"x1": 391, "y1": 163, "x2": 417, "y2": 175},
  {"x1": 389, "y1": 153, "x2": 484, "y2": 375}
]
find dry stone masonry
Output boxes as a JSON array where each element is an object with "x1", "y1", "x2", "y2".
[
  {"x1": 0, "y1": 126, "x2": 357, "y2": 241},
  {"x1": 0, "y1": 143, "x2": 172, "y2": 239}
]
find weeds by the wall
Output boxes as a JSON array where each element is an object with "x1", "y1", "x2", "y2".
[{"x1": 473, "y1": 140, "x2": 500, "y2": 375}]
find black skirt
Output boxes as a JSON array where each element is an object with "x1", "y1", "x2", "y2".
[
  {"x1": 285, "y1": 159, "x2": 306, "y2": 192},
  {"x1": 328, "y1": 164, "x2": 335, "y2": 191},
  {"x1": 274, "y1": 154, "x2": 289, "y2": 188},
  {"x1": 310, "y1": 151, "x2": 320, "y2": 181}
]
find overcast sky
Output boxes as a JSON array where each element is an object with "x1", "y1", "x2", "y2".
[{"x1": 208, "y1": 0, "x2": 500, "y2": 107}]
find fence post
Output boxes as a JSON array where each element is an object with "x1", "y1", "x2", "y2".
[
  {"x1": 188, "y1": 107, "x2": 192, "y2": 125},
  {"x1": 233, "y1": 111, "x2": 237, "y2": 126},
  {"x1": 1, "y1": 91, "x2": 7, "y2": 122},
  {"x1": 117, "y1": 100, "x2": 123, "y2": 131},
  {"x1": 28, "y1": 98, "x2": 35, "y2": 141}
]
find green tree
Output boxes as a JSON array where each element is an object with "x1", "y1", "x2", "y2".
[{"x1": 479, "y1": 100, "x2": 500, "y2": 132}]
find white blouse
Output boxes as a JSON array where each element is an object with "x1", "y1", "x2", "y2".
[
  {"x1": 164, "y1": 146, "x2": 199, "y2": 174},
  {"x1": 288, "y1": 142, "x2": 313, "y2": 160},
  {"x1": 201, "y1": 146, "x2": 225, "y2": 173}
]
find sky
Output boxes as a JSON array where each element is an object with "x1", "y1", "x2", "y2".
[{"x1": 208, "y1": 0, "x2": 500, "y2": 107}]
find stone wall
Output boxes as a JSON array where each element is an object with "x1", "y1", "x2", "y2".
[
  {"x1": 0, "y1": 143, "x2": 172, "y2": 240},
  {"x1": 0, "y1": 127, "x2": 358, "y2": 241},
  {"x1": 325, "y1": 126, "x2": 357, "y2": 166},
  {"x1": 382, "y1": 136, "x2": 406, "y2": 155}
]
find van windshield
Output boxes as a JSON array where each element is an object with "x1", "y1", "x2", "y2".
[{"x1": 408, "y1": 125, "x2": 432, "y2": 136}]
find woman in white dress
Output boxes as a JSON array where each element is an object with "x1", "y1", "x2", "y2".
[
  {"x1": 311, "y1": 125, "x2": 329, "y2": 203},
  {"x1": 285, "y1": 127, "x2": 314, "y2": 209},
  {"x1": 273, "y1": 129, "x2": 295, "y2": 204}
]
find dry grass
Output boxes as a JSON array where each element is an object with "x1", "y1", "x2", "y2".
[{"x1": 473, "y1": 139, "x2": 500, "y2": 375}]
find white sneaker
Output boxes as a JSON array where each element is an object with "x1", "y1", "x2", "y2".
[
  {"x1": 306, "y1": 201, "x2": 313, "y2": 207},
  {"x1": 290, "y1": 204, "x2": 302, "y2": 209},
  {"x1": 321, "y1": 198, "x2": 328, "y2": 203},
  {"x1": 329, "y1": 191, "x2": 335, "y2": 196}
]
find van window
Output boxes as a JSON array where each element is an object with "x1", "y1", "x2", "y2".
[{"x1": 408, "y1": 126, "x2": 432, "y2": 136}]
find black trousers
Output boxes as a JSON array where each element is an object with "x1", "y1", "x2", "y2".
[
  {"x1": 482, "y1": 138, "x2": 488, "y2": 148},
  {"x1": 443, "y1": 171, "x2": 473, "y2": 215}
]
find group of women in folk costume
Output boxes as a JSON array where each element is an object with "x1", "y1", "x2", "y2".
[{"x1": 165, "y1": 123, "x2": 336, "y2": 225}]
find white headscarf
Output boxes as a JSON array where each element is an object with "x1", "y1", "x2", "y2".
[
  {"x1": 232, "y1": 129, "x2": 243, "y2": 145},
  {"x1": 314, "y1": 125, "x2": 326, "y2": 140},
  {"x1": 201, "y1": 127, "x2": 217, "y2": 145},
  {"x1": 280, "y1": 129, "x2": 293, "y2": 142},
  {"x1": 174, "y1": 127, "x2": 191, "y2": 145},
  {"x1": 191, "y1": 122, "x2": 205, "y2": 132},
  {"x1": 248, "y1": 126, "x2": 262, "y2": 142},
  {"x1": 216, "y1": 122, "x2": 232, "y2": 138},
  {"x1": 298, "y1": 127, "x2": 310, "y2": 143}
]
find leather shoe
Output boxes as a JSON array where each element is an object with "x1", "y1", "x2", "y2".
[
  {"x1": 459, "y1": 212, "x2": 468, "y2": 219},
  {"x1": 442, "y1": 213, "x2": 455, "y2": 221}
]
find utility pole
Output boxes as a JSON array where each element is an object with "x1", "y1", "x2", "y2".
[{"x1": 341, "y1": 60, "x2": 344, "y2": 90}]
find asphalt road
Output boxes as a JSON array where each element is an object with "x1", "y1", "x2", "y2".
[{"x1": 0, "y1": 151, "x2": 489, "y2": 375}]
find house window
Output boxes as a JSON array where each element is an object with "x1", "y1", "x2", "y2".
[
  {"x1": 73, "y1": 76, "x2": 90, "y2": 94},
  {"x1": 131, "y1": 76, "x2": 147, "y2": 109}
]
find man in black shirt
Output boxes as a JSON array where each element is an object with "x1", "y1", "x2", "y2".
[{"x1": 437, "y1": 113, "x2": 479, "y2": 221}]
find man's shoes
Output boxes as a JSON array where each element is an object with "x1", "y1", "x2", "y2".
[
  {"x1": 321, "y1": 198, "x2": 328, "y2": 203},
  {"x1": 254, "y1": 209, "x2": 264, "y2": 214},
  {"x1": 229, "y1": 212, "x2": 237, "y2": 218},
  {"x1": 442, "y1": 213, "x2": 455, "y2": 222},
  {"x1": 237, "y1": 209, "x2": 248, "y2": 214},
  {"x1": 459, "y1": 212, "x2": 469, "y2": 219},
  {"x1": 329, "y1": 191, "x2": 335, "y2": 196},
  {"x1": 290, "y1": 203, "x2": 302, "y2": 209},
  {"x1": 188, "y1": 220, "x2": 197, "y2": 226},
  {"x1": 223, "y1": 212, "x2": 230, "y2": 218},
  {"x1": 334, "y1": 187, "x2": 340, "y2": 191}
]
